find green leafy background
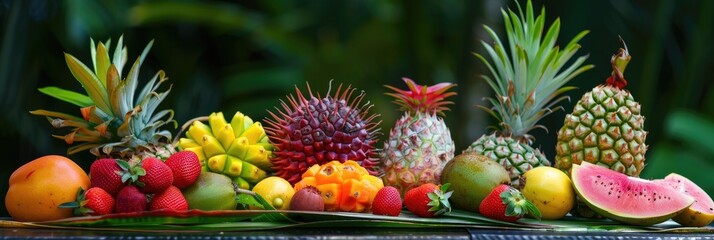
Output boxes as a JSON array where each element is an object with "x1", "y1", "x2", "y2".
[{"x1": 1, "y1": 0, "x2": 713, "y2": 218}]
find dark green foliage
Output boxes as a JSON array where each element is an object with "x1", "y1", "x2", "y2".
[{"x1": 1, "y1": 0, "x2": 713, "y2": 218}]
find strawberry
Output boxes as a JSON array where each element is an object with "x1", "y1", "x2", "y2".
[
  {"x1": 59, "y1": 187, "x2": 115, "y2": 216},
  {"x1": 478, "y1": 184, "x2": 541, "y2": 223},
  {"x1": 371, "y1": 186, "x2": 402, "y2": 216},
  {"x1": 165, "y1": 151, "x2": 201, "y2": 189},
  {"x1": 89, "y1": 158, "x2": 130, "y2": 196},
  {"x1": 404, "y1": 183, "x2": 452, "y2": 218},
  {"x1": 115, "y1": 185, "x2": 147, "y2": 213},
  {"x1": 136, "y1": 158, "x2": 174, "y2": 194},
  {"x1": 149, "y1": 185, "x2": 188, "y2": 211}
]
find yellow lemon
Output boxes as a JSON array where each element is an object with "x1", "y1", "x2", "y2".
[
  {"x1": 251, "y1": 176, "x2": 295, "y2": 210},
  {"x1": 522, "y1": 166, "x2": 574, "y2": 220}
]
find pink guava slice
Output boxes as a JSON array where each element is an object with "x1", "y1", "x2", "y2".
[
  {"x1": 571, "y1": 162, "x2": 694, "y2": 226},
  {"x1": 654, "y1": 173, "x2": 714, "y2": 227}
]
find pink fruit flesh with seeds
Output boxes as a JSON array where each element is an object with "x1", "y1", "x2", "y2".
[
  {"x1": 572, "y1": 162, "x2": 694, "y2": 226},
  {"x1": 655, "y1": 173, "x2": 714, "y2": 227}
]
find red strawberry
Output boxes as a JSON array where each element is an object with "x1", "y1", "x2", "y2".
[
  {"x1": 149, "y1": 185, "x2": 188, "y2": 211},
  {"x1": 136, "y1": 158, "x2": 174, "y2": 194},
  {"x1": 59, "y1": 187, "x2": 115, "y2": 216},
  {"x1": 165, "y1": 151, "x2": 201, "y2": 189},
  {"x1": 404, "y1": 183, "x2": 452, "y2": 218},
  {"x1": 89, "y1": 158, "x2": 129, "y2": 196},
  {"x1": 478, "y1": 184, "x2": 541, "y2": 223},
  {"x1": 115, "y1": 185, "x2": 147, "y2": 213},
  {"x1": 372, "y1": 186, "x2": 402, "y2": 216}
]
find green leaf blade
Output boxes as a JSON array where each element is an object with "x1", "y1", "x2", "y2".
[
  {"x1": 38, "y1": 87, "x2": 93, "y2": 108},
  {"x1": 64, "y1": 53, "x2": 112, "y2": 115}
]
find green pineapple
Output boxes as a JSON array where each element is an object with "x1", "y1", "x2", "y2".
[
  {"x1": 31, "y1": 36, "x2": 177, "y2": 162},
  {"x1": 555, "y1": 39, "x2": 647, "y2": 176},
  {"x1": 464, "y1": 0, "x2": 593, "y2": 186}
]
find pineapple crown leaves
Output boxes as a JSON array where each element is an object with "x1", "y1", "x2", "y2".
[
  {"x1": 30, "y1": 35, "x2": 177, "y2": 158},
  {"x1": 500, "y1": 187, "x2": 541, "y2": 220},
  {"x1": 474, "y1": 0, "x2": 593, "y2": 144},
  {"x1": 58, "y1": 187, "x2": 93, "y2": 216},
  {"x1": 427, "y1": 183, "x2": 454, "y2": 216},
  {"x1": 385, "y1": 78, "x2": 457, "y2": 116}
]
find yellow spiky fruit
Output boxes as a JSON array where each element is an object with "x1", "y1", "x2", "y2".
[{"x1": 179, "y1": 111, "x2": 274, "y2": 189}]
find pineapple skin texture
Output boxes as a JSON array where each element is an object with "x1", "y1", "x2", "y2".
[
  {"x1": 555, "y1": 85, "x2": 647, "y2": 176},
  {"x1": 464, "y1": 134, "x2": 550, "y2": 187},
  {"x1": 382, "y1": 112, "x2": 455, "y2": 196}
]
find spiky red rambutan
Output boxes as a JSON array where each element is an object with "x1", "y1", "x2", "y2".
[{"x1": 265, "y1": 82, "x2": 382, "y2": 184}]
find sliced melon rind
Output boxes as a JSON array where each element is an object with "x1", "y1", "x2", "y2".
[
  {"x1": 571, "y1": 162, "x2": 694, "y2": 226},
  {"x1": 656, "y1": 173, "x2": 714, "y2": 227}
]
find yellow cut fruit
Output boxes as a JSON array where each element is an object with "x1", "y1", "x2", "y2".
[
  {"x1": 251, "y1": 177, "x2": 295, "y2": 210},
  {"x1": 522, "y1": 166, "x2": 575, "y2": 220},
  {"x1": 292, "y1": 160, "x2": 383, "y2": 213}
]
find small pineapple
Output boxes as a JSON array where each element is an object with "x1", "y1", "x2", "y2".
[
  {"x1": 382, "y1": 78, "x2": 456, "y2": 195},
  {"x1": 555, "y1": 38, "x2": 648, "y2": 176},
  {"x1": 31, "y1": 36, "x2": 177, "y2": 162},
  {"x1": 464, "y1": 0, "x2": 593, "y2": 186}
]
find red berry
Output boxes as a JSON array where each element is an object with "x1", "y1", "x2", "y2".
[
  {"x1": 165, "y1": 151, "x2": 201, "y2": 189},
  {"x1": 89, "y1": 158, "x2": 126, "y2": 196},
  {"x1": 404, "y1": 183, "x2": 452, "y2": 218},
  {"x1": 137, "y1": 158, "x2": 173, "y2": 194},
  {"x1": 115, "y1": 185, "x2": 147, "y2": 213},
  {"x1": 84, "y1": 187, "x2": 115, "y2": 215},
  {"x1": 478, "y1": 184, "x2": 540, "y2": 223},
  {"x1": 59, "y1": 187, "x2": 115, "y2": 216},
  {"x1": 372, "y1": 186, "x2": 402, "y2": 216},
  {"x1": 149, "y1": 186, "x2": 188, "y2": 211}
]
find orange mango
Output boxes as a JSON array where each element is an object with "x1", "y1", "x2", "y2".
[{"x1": 5, "y1": 155, "x2": 90, "y2": 222}]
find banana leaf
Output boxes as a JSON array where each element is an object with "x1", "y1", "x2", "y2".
[{"x1": 1, "y1": 209, "x2": 711, "y2": 233}]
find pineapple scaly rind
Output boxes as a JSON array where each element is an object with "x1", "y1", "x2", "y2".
[
  {"x1": 382, "y1": 78, "x2": 456, "y2": 196},
  {"x1": 555, "y1": 38, "x2": 647, "y2": 176},
  {"x1": 465, "y1": 0, "x2": 592, "y2": 187}
]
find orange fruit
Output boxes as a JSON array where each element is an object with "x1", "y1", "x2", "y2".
[
  {"x1": 5, "y1": 155, "x2": 90, "y2": 222},
  {"x1": 293, "y1": 160, "x2": 383, "y2": 212},
  {"x1": 302, "y1": 164, "x2": 321, "y2": 178}
]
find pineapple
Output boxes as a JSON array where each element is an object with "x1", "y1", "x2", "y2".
[
  {"x1": 31, "y1": 36, "x2": 177, "y2": 162},
  {"x1": 382, "y1": 78, "x2": 456, "y2": 195},
  {"x1": 464, "y1": 0, "x2": 593, "y2": 186},
  {"x1": 555, "y1": 39, "x2": 647, "y2": 176}
]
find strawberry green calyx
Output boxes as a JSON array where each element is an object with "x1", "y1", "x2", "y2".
[
  {"x1": 501, "y1": 188, "x2": 541, "y2": 220},
  {"x1": 427, "y1": 183, "x2": 454, "y2": 216},
  {"x1": 59, "y1": 187, "x2": 92, "y2": 216},
  {"x1": 116, "y1": 159, "x2": 146, "y2": 186}
]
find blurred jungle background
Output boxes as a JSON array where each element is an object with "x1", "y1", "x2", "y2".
[{"x1": 1, "y1": 0, "x2": 713, "y2": 216}]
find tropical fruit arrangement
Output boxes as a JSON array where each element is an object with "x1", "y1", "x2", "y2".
[{"x1": 4, "y1": 0, "x2": 713, "y2": 231}]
